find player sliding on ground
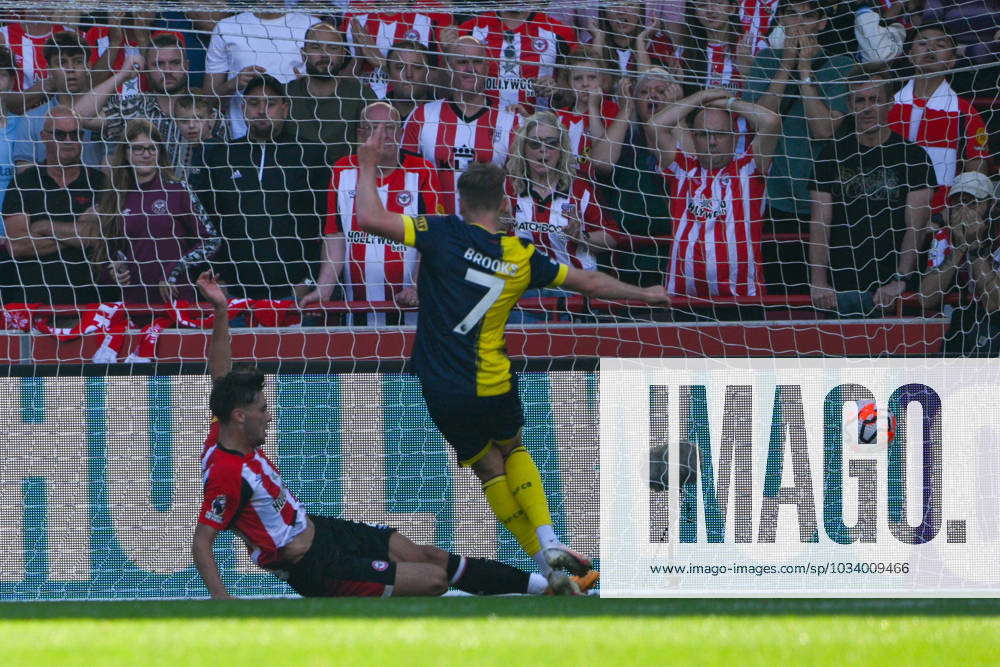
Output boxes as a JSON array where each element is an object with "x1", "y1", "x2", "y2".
[
  {"x1": 189, "y1": 271, "x2": 583, "y2": 598},
  {"x1": 355, "y1": 125, "x2": 671, "y2": 583}
]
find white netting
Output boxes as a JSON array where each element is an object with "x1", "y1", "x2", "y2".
[{"x1": 0, "y1": 1, "x2": 997, "y2": 599}]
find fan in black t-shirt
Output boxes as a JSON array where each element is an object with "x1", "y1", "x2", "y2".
[
  {"x1": 809, "y1": 75, "x2": 936, "y2": 316},
  {"x1": 0, "y1": 107, "x2": 110, "y2": 306}
]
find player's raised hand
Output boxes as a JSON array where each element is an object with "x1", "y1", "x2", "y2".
[
  {"x1": 358, "y1": 124, "x2": 385, "y2": 169},
  {"x1": 196, "y1": 270, "x2": 228, "y2": 309}
]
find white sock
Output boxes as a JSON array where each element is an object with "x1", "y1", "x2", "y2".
[
  {"x1": 526, "y1": 572, "x2": 548, "y2": 595},
  {"x1": 536, "y1": 524, "x2": 560, "y2": 550},
  {"x1": 532, "y1": 551, "x2": 553, "y2": 575}
]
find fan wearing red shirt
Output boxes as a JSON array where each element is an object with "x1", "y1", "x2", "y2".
[
  {"x1": 341, "y1": 0, "x2": 453, "y2": 77},
  {"x1": 680, "y1": 0, "x2": 752, "y2": 92},
  {"x1": 888, "y1": 24, "x2": 990, "y2": 212},
  {"x1": 458, "y1": 9, "x2": 577, "y2": 112},
  {"x1": 402, "y1": 36, "x2": 518, "y2": 213},
  {"x1": 552, "y1": 46, "x2": 620, "y2": 178},
  {"x1": 190, "y1": 271, "x2": 584, "y2": 599},
  {"x1": 0, "y1": 12, "x2": 67, "y2": 93},
  {"x1": 315, "y1": 102, "x2": 445, "y2": 325},
  {"x1": 651, "y1": 89, "x2": 781, "y2": 297},
  {"x1": 590, "y1": 2, "x2": 682, "y2": 76}
]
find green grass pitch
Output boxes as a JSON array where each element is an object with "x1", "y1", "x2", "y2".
[{"x1": 2, "y1": 598, "x2": 999, "y2": 666}]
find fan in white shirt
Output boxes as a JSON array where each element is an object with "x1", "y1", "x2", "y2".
[{"x1": 205, "y1": 11, "x2": 320, "y2": 139}]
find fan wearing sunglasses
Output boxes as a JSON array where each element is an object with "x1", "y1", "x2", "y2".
[
  {"x1": 1, "y1": 106, "x2": 111, "y2": 309},
  {"x1": 505, "y1": 112, "x2": 623, "y2": 321}
]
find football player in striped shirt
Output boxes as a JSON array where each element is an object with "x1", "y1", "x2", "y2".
[
  {"x1": 355, "y1": 124, "x2": 669, "y2": 580},
  {"x1": 190, "y1": 271, "x2": 586, "y2": 598}
]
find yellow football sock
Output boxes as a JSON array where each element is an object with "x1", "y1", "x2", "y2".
[
  {"x1": 504, "y1": 446, "x2": 554, "y2": 530},
  {"x1": 482, "y1": 474, "x2": 541, "y2": 556}
]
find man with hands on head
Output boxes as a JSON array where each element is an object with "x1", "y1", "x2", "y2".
[{"x1": 649, "y1": 88, "x2": 781, "y2": 298}]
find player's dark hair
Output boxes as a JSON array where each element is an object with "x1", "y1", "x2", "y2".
[
  {"x1": 44, "y1": 31, "x2": 89, "y2": 66},
  {"x1": 210, "y1": 367, "x2": 266, "y2": 424},
  {"x1": 457, "y1": 163, "x2": 506, "y2": 214}
]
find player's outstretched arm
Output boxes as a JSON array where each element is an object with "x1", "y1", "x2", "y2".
[
  {"x1": 561, "y1": 266, "x2": 671, "y2": 306},
  {"x1": 355, "y1": 125, "x2": 407, "y2": 244},
  {"x1": 197, "y1": 270, "x2": 231, "y2": 381},
  {"x1": 191, "y1": 523, "x2": 232, "y2": 599}
]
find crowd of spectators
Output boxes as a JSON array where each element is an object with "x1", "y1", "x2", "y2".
[{"x1": 0, "y1": 1, "x2": 997, "y2": 355}]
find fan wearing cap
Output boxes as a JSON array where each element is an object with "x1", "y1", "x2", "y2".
[{"x1": 920, "y1": 171, "x2": 1000, "y2": 356}]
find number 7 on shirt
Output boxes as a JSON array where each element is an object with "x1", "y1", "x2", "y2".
[{"x1": 453, "y1": 268, "x2": 505, "y2": 334}]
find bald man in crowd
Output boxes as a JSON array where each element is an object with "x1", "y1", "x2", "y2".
[
  {"x1": 287, "y1": 21, "x2": 377, "y2": 168},
  {"x1": 307, "y1": 102, "x2": 445, "y2": 324}
]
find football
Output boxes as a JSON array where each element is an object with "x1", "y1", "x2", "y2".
[{"x1": 857, "y1": 400, "x2": 897, "y2": 444}]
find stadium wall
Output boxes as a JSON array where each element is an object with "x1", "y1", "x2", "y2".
[{"x1": 0, "y1": 371, "x2": 598, "y2": 600}]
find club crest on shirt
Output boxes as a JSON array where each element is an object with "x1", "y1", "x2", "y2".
[
  {"x1": 532, "y1": 38, "x2": 548, "y2": 53},
  {"x1": 205, "y1": 494, "x2": 226, "y2": 522},
  {"x1": 371, "y1": 560, "x2": 390, "y2": 572},
  {"x1": 404, "y1": 29, "x2": 419, "y2": 41},
  {"x1": 152, "y1": 199, "x2": 168, "y2": 215},
  {"x1": 396, "y1": 191, "x2": 413, "y2": 207},
  {"x1": 273, "y1": 489, "x2": 287, "y2": 513}
]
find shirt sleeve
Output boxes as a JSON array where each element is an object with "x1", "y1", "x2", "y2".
[
  {"x1": 419, "y1": 167, "x2": 446, "y2": 215},
  {"x1": 528, "y1": 245, "x2": 569, "y2": 289},
  {"x1": 197, "y1": 465, "x2": 243, "y2": 530},
  {"x1": 204, "y1": 22, "x2": 230, "y2": 75},
  {"x1": 907, "y1": 145, "x2": 937, "y2": 190},
  {"x1": 401, "y1": 109, "x2": 422, "y2": 157},
  {"x1": 324, "y1": 170, "x2": 342, "y2": 235},
  {"x1": 813, "y1": 147, "x2": 837, "y2": 194},
  {"x1": 401, "y1": 214, "x2": 448, "y2": 257},
  {"x1": 2, "y1": 172, "x2": 24, "y2": 216},
  {"x1": 11, "y1": 112, "x2": 40, "y2": 165},
  {"x1": 964, "y1": 105, "x2": 990, "y2": 160},
  {"x1": 743, "y1": 50, "x2": 778, "y2": 104},
  {"x1": 167, "y1": 185, "x2": 221, "y2": 284}
]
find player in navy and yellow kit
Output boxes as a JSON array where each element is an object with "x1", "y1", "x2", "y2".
[{"x1": 356, "y1": 125, "x2": 670, "y2": 582}]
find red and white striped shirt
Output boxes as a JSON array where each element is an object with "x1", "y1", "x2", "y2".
[
  {"x1": 459, "y1": 12, "x2": 577, "y2": 111},
  {"x1": 553, "y1": 100, "x2": 619, "y2": 176},
  {"x1": 510, "y1": 178, "x2": 620, "y2": 270},
  {"x1": 889, "y1": 79, "x2": 990, "y2": 209},
  {"x1": 664, "y1": 150, "x2": 766, "y2": 297},
  {"x1": 199, "y1": 437, "x2": 308, "y2": 569},
  {"x1": 341, "y1": 2, "x2": 453, "y2": 58},
  {"x1": 402, "y1": 99, "x2": 518, "y2": 212},
  {"x1": 325, "y1": 154, "x2": 444, "y2": 308},
  {"x1": 0, "y1": 23, "x2": 68, "y2": 90},
  {"x1": 740, "y1": 0, "x2": 779, "y2": 55}
]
